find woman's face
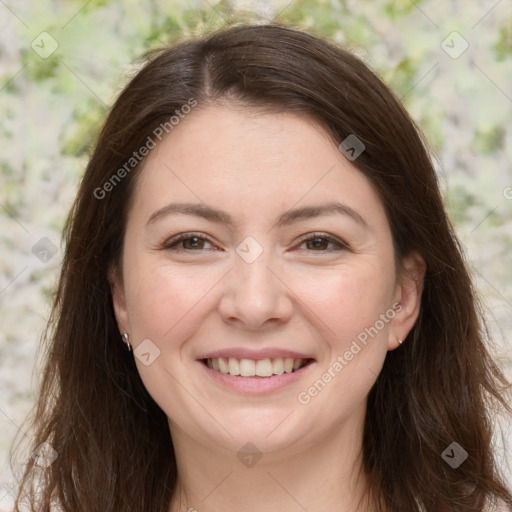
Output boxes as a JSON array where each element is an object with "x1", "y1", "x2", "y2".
[{"x1": 112, "y1": 103, "x2": 423, "y2": 456}]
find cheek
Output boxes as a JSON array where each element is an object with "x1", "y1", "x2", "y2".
[
  {"x1": 123, "y1": 257, "x2": 221, "y2": 342},
  {"x1": 292, "y1": 261, "x2": 395, "y2": 345},
  {"x1": 293, "y1": 267, "x2": 393, "y2": 414}
]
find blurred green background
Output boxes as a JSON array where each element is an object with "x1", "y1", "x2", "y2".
[{"x1": 1, "y1": 0, "x2": 511, "y2": 506}]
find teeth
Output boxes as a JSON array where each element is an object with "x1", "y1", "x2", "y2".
[
  {"x1": 272, "y1": 357, "x2": 284, "y2": 375},
  {"x1": 240, "y1": 358, "x2": 255, "y2": 377},
  {"x1": 228, "y1": 357, "x2": 240, "y2": 376},
  {"x1": 205, "y1": 356, "x2": 309, "y2": 377},
  {"x1": 255, "y1": 358, "x2": 273, "y2": 377},
  {"x1": 283, "y1": 357, "x2": 294, "y2": 373},
  {"x1": 218, "y1": 357, "x2": 229, "y2": 374}
]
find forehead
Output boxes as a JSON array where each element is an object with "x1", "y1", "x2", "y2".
[
  {"x1": 129, "y1": 104, "x2": 388, "y2": 230},
  {"x1": 145, "y1": 103, "x2": 335, "y2": 170}
]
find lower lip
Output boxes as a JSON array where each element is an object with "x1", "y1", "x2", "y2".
[{"x1": 198, "y1": 360, "x2": 315, "y2": 394}]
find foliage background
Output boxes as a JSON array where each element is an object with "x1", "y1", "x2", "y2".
[{"x1": 1, "y1": 0, "x2": 511, "y2": 507}]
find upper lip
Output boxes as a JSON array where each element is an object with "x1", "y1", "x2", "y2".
[{"x1": 197, "y1": 348, "x2": 315, "y2": 360}]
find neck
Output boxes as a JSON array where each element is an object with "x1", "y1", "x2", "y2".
[{"x1": 168, "y1": 402, "x2": 375, "y2": 512}]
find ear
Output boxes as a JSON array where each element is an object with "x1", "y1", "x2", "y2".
[
  {"x1": 388, "y1": 251, "x2": 426, "y2": 351},
  {"x1": 109, "y1": 266, "x2": 130, "y2": 336}
]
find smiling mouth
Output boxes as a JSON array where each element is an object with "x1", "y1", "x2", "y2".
[{"x1": 202, "y1": 357, "x2": 314, "y2": 377}]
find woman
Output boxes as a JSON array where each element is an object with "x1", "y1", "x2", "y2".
[{"x1": 12, "y1": 22, "x2": 512, "y2": 512}]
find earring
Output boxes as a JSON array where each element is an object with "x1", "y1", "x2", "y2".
[
  {"x1": 122, "y1": 333, "x2": 132, "y2": 352},
  {"x1": 397, "y1": 338, "x2": 403, "y2": 345}
]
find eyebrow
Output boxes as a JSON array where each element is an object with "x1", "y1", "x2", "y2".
[{"x1": 146, "y1": 201, "x2": 368, "y2": 229}]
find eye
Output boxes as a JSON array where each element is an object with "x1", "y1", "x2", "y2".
[
  {"x1": 296, "y1": 233, "x2": 349, "y2": 252},
  {"x1": 161, "y1": 232, "x2": 348, "y2": 253},
  {"x1": 162, "y1": 233, "x2": 217, "y2": 252}
]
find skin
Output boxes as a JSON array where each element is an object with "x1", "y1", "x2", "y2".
[{"x1": 111, "y1": 103, "x2": 425, "y2": 512}]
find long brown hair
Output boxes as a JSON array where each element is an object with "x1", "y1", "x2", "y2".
[{"x1": 11, "y1": 22, "x2": 512, "y2": 511}]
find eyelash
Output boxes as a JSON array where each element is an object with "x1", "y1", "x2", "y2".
[{"x1": 162, "y1": 232, "x2": 349, "y2": 253}]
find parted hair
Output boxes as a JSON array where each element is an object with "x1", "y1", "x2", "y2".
[{"x1": 12, "y1": 22, "x2": 512, "y2": 512}]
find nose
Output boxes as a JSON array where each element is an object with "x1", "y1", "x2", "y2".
[{"x1": 217, "y1": 246, "x2": 294, "y2": 331}]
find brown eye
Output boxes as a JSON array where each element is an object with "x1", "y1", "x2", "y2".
[
  {"x1": 181, "y1": 237, "x2": 206, "y2": 250},
  {"x1": 163, "y1": 233, "x2": 216, "y2": 252},
  {"x1": 304, "y1": 237, "x2": 331, "y2": 251},
  {"x1": 298, "y1": 233, "x2": 348, "y2": 252}
]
